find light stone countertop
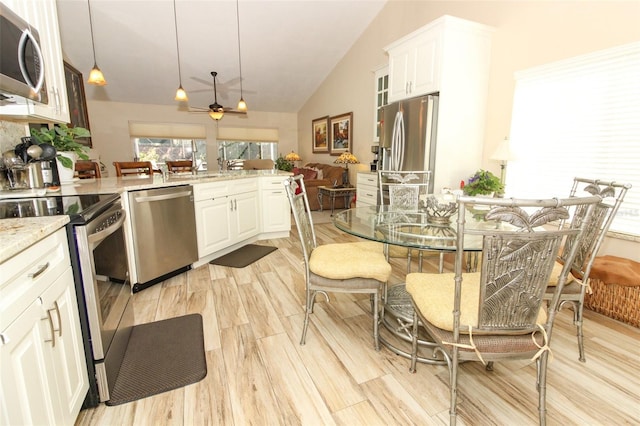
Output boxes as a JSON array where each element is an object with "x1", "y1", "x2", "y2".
[
  {"x1": 0, "y1": 216, "x2": 70, "y2": 264},
  {"x1": 0, "y1": 169, "x2": 291, "y2": 264}
]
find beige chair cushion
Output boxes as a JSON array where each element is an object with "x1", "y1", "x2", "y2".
[
  {"x1": 309, "y1": 241, "x2": 391, "y2": 283},
  {"x1": 547, "y1": 260, "x2": 575, "y2": 286},
  {"x1": 406, "y1": 272, "x2": 547, "y2": 332}
]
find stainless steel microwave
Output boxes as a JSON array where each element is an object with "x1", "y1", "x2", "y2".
[{"x1": 0, "y1": 2, "x2": 48, "y2": 105}]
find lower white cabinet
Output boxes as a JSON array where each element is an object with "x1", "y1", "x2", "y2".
[
  {"x1": 194, "y1": 178, "x2": 259, "y2": 258},
  {"x1": 260, "y1": 176, "x2": 291, "y2": 234},
  {"x1": 0, "y1": 228, "x2": 88, "y2": 426},
  {"x1": 356, "y1": 172, "x2": 379, "y2": 207}
]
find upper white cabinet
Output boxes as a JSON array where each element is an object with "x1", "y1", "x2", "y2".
[
  {"x1": 385, "y1": 15, "x2": 494, "y2": 104},
  {"x1": 0, "y1": 0, "x2": 70, "y2": 123}
]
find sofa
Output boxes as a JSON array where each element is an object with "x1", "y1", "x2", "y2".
[{"x1": 293, "y1": 162, "x2": 350, "y2": 211}]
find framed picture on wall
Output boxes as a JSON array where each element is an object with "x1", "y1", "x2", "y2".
[
  {"x1": 330, "y1": 112, "x2": 352, "y2": 155},
  {"x1": 64, "y1": 61, "x2": 92, "y2": 147},
  {"x1": 312, "y1": 116, "x2": 329, "y2": 153}
]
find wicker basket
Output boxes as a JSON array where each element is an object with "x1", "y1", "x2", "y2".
[{"x1": 584, "y1": 278, "x2": 640, "y2": 328}]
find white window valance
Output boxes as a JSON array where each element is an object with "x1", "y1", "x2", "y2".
[
  {"x1": 128, "y1": 122, "x2": 206, "y2": 139},
  {"x1": 217, "y1": 127, "x2": 279, "y2": 142}
]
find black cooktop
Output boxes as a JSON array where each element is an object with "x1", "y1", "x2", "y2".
[{"x1": 0, "y1": 193, "x2": 120, "y2": 222}]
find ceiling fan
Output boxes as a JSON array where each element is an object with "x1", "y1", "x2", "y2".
[{"x1": 188, "y1": 71, "x2": 247, "y2": 120}]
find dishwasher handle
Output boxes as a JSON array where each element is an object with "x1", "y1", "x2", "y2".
[
  {"x1": 87, "y1": 209, "x2": 127, "y2": 249},
  {"x1": 132, "y1": 189, "x2": 193, "y2": 203}
]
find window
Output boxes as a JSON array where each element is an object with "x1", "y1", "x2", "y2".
[
  {"x1": 134, "y1": 138, "x2": 207, "y2": 170},
  {"x1": 217, "y1": 140, "x2": 278, "y2": 169},
  {"x1": 373, "y1": 65, "x2": 389, "y2": 143},
  {"x1": 507, "y1": 41, "x2": 640, "y2": 236},
  {"x1": 128, "y1": 122, "x2": 208, "y2": 169}
]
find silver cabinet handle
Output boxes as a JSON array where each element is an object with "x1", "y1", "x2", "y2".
[
  {"x1": 28, "y1": 262, "x2": 50, "y2": 279},
  {"x1": 43, "y1": 301, "x2": 62, "y2": 347}
]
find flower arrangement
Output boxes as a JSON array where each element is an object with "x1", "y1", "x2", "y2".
[
  {"x1": 462, "y1": 169, "x2": 504, "y2": 196},
  {"x1": 275, "y1": 155, "x2": 293, "y2": 172}
]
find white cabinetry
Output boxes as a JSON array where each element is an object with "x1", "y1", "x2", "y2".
[
  {"x1": 0, "y1": 0, "x2": 70, "y2": 123},
  {"x1": 385, "y1": 15, "x2": 493, "y2": 102},
  {"x1": 356, "y1": 172, "x2": 379, "y2": 207},
  {"x1": 1, "y1": 228, "x2": 88, "y2": 425},
  {"x1": 194, "y1": 178, "x2": 259, "y2": 258},
  {"x1": 387, "y1": 26, "x2": 440, "y2": 103},
  {"x1": 260, "y1": 176, "x2": 291, "y2": 236},
  {"x1": 384, "y1": 15, "x2": 494, "y2": 191}
]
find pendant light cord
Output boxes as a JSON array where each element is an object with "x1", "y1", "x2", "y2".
[
  {"x1": 88, "y1": 0, "x2": 98, "y2": 64},
  {"x1": 173, "y1": 0, "x2": 183, "y2": 85},
  {"x1": 236, "y1": 0, "x2": 243, "y2": 98}
]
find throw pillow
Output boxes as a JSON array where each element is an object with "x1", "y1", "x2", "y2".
[
  {"x1": 311, "y1": 167, "x2": 323, "y2": 180},
  {"x1": 299, "y1": 168, "x2": 318, "y2": 180}
]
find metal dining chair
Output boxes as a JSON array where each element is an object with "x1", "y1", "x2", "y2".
[
  {"x1": 283, "y1": 174, "x2": 392, "y2": 349},
  {"x1": 406, "y1": 194, "x2": 601, "y2": 426},
  {"x1": 545, "y1": 177, "x2": 631, "y2": 362},
  {"x1": 377, "y1": 170, "x2": 444, "y2": 273}
]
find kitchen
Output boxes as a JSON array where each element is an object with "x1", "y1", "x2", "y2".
[{"x1": 2, "y1": 0, "x2": 640, "y2": 424}]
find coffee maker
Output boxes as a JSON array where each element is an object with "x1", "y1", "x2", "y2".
[{"x1": 370, "y1": 145, "x2": 379, "y2": 171}]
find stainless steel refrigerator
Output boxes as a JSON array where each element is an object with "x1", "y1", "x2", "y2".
[{"x1": 380, "y1": 94, "x2": 439, "y2": 193}]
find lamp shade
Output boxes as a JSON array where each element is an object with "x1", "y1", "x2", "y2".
[
  {"x1": 87, "y1": 65, "x2": 107, "y2": 86},
  {"x1": 284, "y1": 151, "x2": 301, "y2": 162},
  {"x1": 208, "y1": 110, "x2": 224, "y2": 120},
  {"x1": 334, "y1": 152, "x2": 359, "y2": 164},
  {"x1": 490, "y1": 137, "x2": 511, "y2": 162}
]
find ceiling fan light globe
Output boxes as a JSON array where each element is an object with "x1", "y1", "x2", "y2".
[
  {"x1": 237, "y1": 97, "x2": 247, "y2": 112},
  {"x1": 209, "y1": 110, "x2": 224, "y2": 120},
  {"x1": 88, "y1": 65, "x2": 107, "y2": 86},
  {"x1": 175, "y1": 85, "x2": 188, "y2": 101}
]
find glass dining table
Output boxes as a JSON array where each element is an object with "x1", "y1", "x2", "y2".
[{"x1": 332, "y1": 204, "x2": 494, "y2": 364}]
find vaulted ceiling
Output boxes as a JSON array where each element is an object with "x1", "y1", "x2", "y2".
[{"x1": 56, "y1": 0, "x2": 387, "y2": 114}]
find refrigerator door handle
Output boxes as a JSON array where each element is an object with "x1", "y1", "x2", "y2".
[{"x1": 391, "y1": 111, "x2": 405, "y2": 171}]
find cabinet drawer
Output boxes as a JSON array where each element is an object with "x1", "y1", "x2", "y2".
[
  {"x1": 357, "y1": 187, "x2": 378, "y2": 206},
  {"x1": 0, "y1": 228, "x2": 70, "y2": 331},
  {"x1": 259, "y1": 175, "x2": 287, "y2": 189},
  {"x1": 194, "y1": 181, "x2": 231, "y2": 201},
  {"x1": 357, "y1": 172, "x2": 378, "y2": 187}
]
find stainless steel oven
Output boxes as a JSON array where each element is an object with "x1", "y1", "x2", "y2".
[{"x1": 0, "y1": 193, "x2": 132, "y2": 407}]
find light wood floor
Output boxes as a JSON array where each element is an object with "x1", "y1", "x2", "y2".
[{"x1": 76, "y1": 220, "x2": 640, "y2": 426}]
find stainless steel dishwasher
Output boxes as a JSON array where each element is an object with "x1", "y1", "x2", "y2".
[{"x1": 128, "y1": 185, "x2": 198, "y2": 292}]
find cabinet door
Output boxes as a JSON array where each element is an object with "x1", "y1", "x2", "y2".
[
  {"x1": 0, "y1": 0, "x2": 69, "y2": 123},
  {"x1": 388, "y1": 43, "x2": 413, "y2": 102},
  {"x1": 195, "y1": 197, "x2": 233, "y2": 257},
  {"x1": 411, "y1": 32, "x2": 440, "y2": 97},
  {"x1": 0, "y1": 300, "x2": 60, "y2": 425},
  {"x1": 40, "y1": 267, "x2": 89, "y2": 426},
  {"x1": 260, "y1": 178, "x2": 291, "y2": 233},
  {"x1": 234, "y1": 191, "x2": 259, "y2": 241}
]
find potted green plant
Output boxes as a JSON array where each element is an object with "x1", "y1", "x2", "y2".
[
  {"x1": 30, "y1": 124, "x2": 91, "y2": 169},
  {"x1": 462, "y1": 169, "x2": 504, "y2": 196},
  {"x1": 275, "y1": 155, "x2": 293, "y2": 172}
]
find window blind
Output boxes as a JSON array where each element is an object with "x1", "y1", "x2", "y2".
[{"x1": 507, "y1": 41, "x2": 640, "y2": 236}]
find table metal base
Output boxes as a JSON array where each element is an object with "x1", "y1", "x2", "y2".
[{"x1": 380, "y1": 283, "x2": 447, "y2": 365}]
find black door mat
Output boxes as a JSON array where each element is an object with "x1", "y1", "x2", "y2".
[
  {"x1": 106, "y1": 314, "x2": 207, "y2": 406},
  {"x1": 209, "y1": 244, "x2": 277, "y2": 268}
]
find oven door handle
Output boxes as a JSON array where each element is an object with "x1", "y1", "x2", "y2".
[{"x1": 87, "y1": 209, "x2": 127, "y2": 249}]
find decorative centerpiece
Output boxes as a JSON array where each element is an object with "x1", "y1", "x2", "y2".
[
  {"x1": 424, "y1": 195, "x2": 458, "y2": 225},
  {"x1": 462, "y1": 169, "x2": 504, "y2": 196}
]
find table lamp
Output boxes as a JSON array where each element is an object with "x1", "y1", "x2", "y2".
[
  {"x1": 284, "y1": 151, "x2": 301, "y2": 168},
  {"x1": 490, "y1": 137, "x2": 511, "y2": 185},
  {"x1": 334, "y1": 152, "x2": 359, "y2": 186}
]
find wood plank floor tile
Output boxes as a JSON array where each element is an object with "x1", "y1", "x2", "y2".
[
  {"x1": 257, "y1": 332, "x2": 337, "y2": 425},
  {"x1": 75, "y1": 222, "x2": 640, "y2": 426},
  {"x1": 237, "y1": 281, "x2": 285, "y2": 339}
]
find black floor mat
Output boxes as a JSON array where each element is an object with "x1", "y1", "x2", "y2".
[
  {"x1": 209, "y1": 244, "x2": 277, "y2": 268},
  {"x1": 106, "y1": 314, "x2": 207, "y2": 406}
]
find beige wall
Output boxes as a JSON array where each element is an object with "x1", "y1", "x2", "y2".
[
  {"x1": 297, "y1": 0, "x2": 640, "y2": 259},
  {"x1": 86, "y1": 100, "x2": 298, "y2": 176},
  {"x1": 298, "y1": 0, "x2": 640, "y2": 174}
]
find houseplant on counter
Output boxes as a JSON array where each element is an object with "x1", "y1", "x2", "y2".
[
  {"x1": 462, "y1": 169, "x2": 504, "y2": 196},
  {"x1": 30, "y1": 124, "x2": 91, "y2": 182}
]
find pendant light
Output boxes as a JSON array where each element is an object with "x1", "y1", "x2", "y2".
[
  {"x1": 235, "y1": 0, "x2": 247, "y2": 112},
  {"x1": 172, "y1": 0, "x2": 187, "y2": 101},
  {"x1": 87, "y1": 0, "x2": 107, "y2": 86}
]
